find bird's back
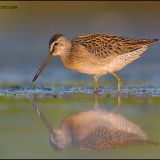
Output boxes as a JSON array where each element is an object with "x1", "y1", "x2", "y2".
[
  {"x1": 72, "y1": 34, "x2": 158, "y2": 59},
  {"x1": 68, "y1": 34, "x2": 158, "y2": 74}
]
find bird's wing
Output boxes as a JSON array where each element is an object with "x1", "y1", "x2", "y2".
[{"x1": 72, "y1": 34, "x2": 157, "y2": 59}]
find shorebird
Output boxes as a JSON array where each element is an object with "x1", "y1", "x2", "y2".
[
  {"x1": 33, "y1": 101, "x2": 156, "y2": 151},
  {"x1": 32, "y1": 33, "x2": 158, "y2": 93}
]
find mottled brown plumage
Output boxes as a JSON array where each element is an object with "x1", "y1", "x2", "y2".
[
  {"x1": 32, "y1": 33, "x2": 158, "y2": 93},
  {"x1": 72, "y1": 34, "x2": 157, "y2": 58},
  {"x1": 34, "y1": 105, "x2": 157, "y2": 151}
]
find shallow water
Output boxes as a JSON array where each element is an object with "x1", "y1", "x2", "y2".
[
  {"x1": 0, "y1": 87, "x2": 160, "y2": 159},
  {"x1": 1, "y1": 1, "x2": 160, "y2": 158},
  {"x1": 1, "y1": 84, "x2": 160, "y2": 98}
]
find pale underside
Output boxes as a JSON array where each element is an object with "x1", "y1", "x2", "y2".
[
  {"x1": 61, "y1": 44, "x2": 147, "y2": 76},
  {"x1": 61, "y1": 34, "x2": 152, "y2": 76}
]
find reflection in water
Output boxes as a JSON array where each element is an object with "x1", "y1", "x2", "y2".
[{"x1": 33, "y1": 97, "x2": 156, "y2": 151}]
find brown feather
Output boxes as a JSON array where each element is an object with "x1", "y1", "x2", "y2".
[{"x1": 72, "y1": 34, "x2": 158, "y2": 59}]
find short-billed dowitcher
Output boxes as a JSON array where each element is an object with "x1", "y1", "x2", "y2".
[
  {"x1": 32, "y1": 33, "x2": 158, "y2": 93},
  {"x1": 34, "y1": 103, "x2": 155, "y2": 151}
]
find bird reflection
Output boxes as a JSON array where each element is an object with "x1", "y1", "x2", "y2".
[{"x1": 33, "y1": 96, "x2": 156, "y2": 151}]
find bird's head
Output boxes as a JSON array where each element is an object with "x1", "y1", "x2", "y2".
[
  {"x1": 49, "y1": 33, "x2": 69, "y2": 56},
  {"x1": 49, "y1": 128, "x2": 69, "y2": 151},
  {"x1": 32, "y1": 33, "x2": 71, "y2": 82}
]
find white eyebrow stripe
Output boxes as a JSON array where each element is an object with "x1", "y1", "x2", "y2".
[{"x1": 50, "y1": 42, "x2": 55, "y2": 52}]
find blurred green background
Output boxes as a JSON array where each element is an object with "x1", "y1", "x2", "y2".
[
  {"x1": 0, "y1": 1, "x2": 160, "y2": 86},
  {"x1": 0, "y1": 1, "x2": 160, "y2": 159}
]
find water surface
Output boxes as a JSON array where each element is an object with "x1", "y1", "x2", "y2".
[
  {"x1": 0, "y1": 1, "x2": 160, "y2": 158},
  {"x1": 0, "y1": 89, "x2": 160, "y2": 159}
]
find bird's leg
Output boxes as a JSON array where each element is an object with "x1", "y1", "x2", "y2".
[
  {"x1": 111, "y1": 72, "x2": 121, "y2": 93},
  {"x1": 94, "y1": 95, "x2": 99, "y2": 109},
  {"x1": 112, "y1": 95, "x2": 121, "y2": 112},
  {"x1": 93, "y1": 75, "x2": 99, "y2": 93}
]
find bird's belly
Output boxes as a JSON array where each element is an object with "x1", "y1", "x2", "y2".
[
  {"x1": 62, "y1": 46, "x2": 147, "y2": 75},
  {"x1": 106, "y1": 47, "x2": 148, "y2": 72},
  {"x1": 63, "y1": 58, "x2": 126, "y2": 75},
  {"x1": 65, "y1": 63, "x2": 110, "y2": 75},
  {"x1": 63, "y1": 56, "x2": 128, "y2": 75}
]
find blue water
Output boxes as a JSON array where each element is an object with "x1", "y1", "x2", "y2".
[{"x1": 1, "y1": 1, "x2": 160, "y2": 158}]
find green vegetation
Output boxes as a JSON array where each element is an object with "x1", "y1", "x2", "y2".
[{"x1": 0, "y1": 92, "x2": 160, "y2": 158}]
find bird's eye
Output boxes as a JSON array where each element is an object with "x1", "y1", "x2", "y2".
[{"x1": 54, "y1": 42, "x2": 58, "y2": 46}]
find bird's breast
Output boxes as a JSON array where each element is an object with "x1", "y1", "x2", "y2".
[
  {"x1": 61, "y1": 57, "x2": 109, "y2": 75},
  {"x1": 60, "y1": 49, "x2": 111, "y2": 75}
]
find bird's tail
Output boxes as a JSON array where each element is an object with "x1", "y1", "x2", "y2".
[{"x1": 140, "y1": 38, "x2": 158, "y2": 46}]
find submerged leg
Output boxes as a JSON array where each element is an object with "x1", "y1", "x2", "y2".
[
  {"x1": 113, "y1": 95, "x2": 121, "y2": 112},
  {"x1": 111, "y1": 72, "x2": 121, "y2": 93},
  {"x1": 93, "y1": 75, "x2": 99, "y2": 93},
  {"x1": 94, "y1": 95, "x2": 99, "y2": 109}
]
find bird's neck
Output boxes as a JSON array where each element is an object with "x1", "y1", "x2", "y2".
[
  {"x1": 54, "y1": 127, "x2": 72, "y2": 149},
  {"x1": 63, "y1": 40, "x2": 72, "y2": 56},
  {"x1": 59, "y1": 41, "x2": 72, "y2": 65}
]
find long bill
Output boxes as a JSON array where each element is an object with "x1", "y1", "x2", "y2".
[
  {"x1": 32, "y1": 54, "x2": 53, "y2": 82},
  {"x1": 33, "y1": 104, "x2": 53, "y2": 132}
]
